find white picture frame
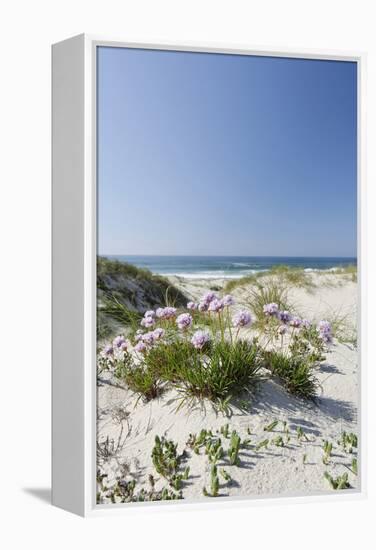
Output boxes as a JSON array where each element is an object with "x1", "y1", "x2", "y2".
[{"x1": 52, "y1": 34, "x2": 366, "y2": 517}]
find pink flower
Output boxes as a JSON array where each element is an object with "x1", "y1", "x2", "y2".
[
  {"x1": 165, "y1": 307, "x2": 177, "y2": 319},
  {"x1": 318, "y1": 320, "x2": 331, "y2": 333},
  {"x1": 290, "y1": 316, "x2": 302, "y2": 328},
  {"x1": 191, "y1": 330, "x2": 210, "y2": 350},
  {"x1": 156, "y1": 306, "x2": 177, "y2": 320},
  {"x1": 152, "y1": 327, "x2": 165, "y2": 340},
  {"x1": 103, "y1": 344, "x2": 114, "y2": 356},
  {"x1": 187, "y1": 301, "x2": 198, "y2": 310},
  {"x1": 120, "y1": 340, "x2": 130, "y2": 351},
  {"x1": 142, "y1": 332, "x2": 155, "y2": 345},
  {"x1": 263, "y1": 303, "x2": 279, "y2": 317},
  {"x1": 156, "y1": 307, "x2": 165, "y2": 318},
  {"x1": 222, "y1": 295, "x2": 235, "y2": 307},
  {"x1": 232, "y1": 310, "x2": 253, "y2": 328},
  {"x1": 113, "y1": 335, "x2": 126, "y2": 348},
  {"x1": 198, "y1": 302, "x2": 208, "y2": 312},
  {"x1": 144, "y1": 310, "x2": 155, "y2": 318},
  {"x1": 317, "y1": 320, "x2": 332, "y2": 344},
  {"x1": 319, "y1": 332, "x2": 333, "y2": 344},
  {"x1": 141, "y1": 316, "x2": 155, "y2": 328},
  {"x1": 278, "y1": 311, "x2": 291, "y2": 324},
  {"x1": 201, "y1": 291, "x2": 217, "y2": 305},
  {"x1": 134, "y1": 341, "x2": 147, "y2": 353},
  {"x1": 208, "y1": 298, "x2": 224, "y2": 313},
  {"x1": 176, "y1": 313, "x2": 193, "y2": 330}
]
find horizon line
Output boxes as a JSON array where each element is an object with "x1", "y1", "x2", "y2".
[{"x1": 98, "y1": 253, "x2": 357, "y2": 259}]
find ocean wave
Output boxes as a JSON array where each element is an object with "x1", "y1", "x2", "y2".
[
  {"x1": 162, "y1": 270, "x2": 264, "y2": 280},
  {"x1": 162, "y1": 266, "x2": 346, "y2": 280}
]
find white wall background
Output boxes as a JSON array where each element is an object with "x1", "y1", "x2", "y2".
[{"x1": 0, "y1": 1, "x2": 375, "y2": 548}]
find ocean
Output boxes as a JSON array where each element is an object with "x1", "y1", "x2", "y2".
[{"x1": 104, "y1": 255, "x2": 357, "y2": 280}]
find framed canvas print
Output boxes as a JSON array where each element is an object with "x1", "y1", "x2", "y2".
[{"x1": 52, "y1": 35, "x2": 365, "y2": 516}]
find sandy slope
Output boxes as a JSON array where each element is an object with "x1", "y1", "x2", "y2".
[
  {"x1": 97, "y1": 273, "x2": 358, "y2": 501},
  {"x1": 169, "y1": 272, "x2": 357, "y2": 328}
]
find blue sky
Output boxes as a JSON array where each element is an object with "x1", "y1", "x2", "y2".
[{"x1": 97, "y1": 47, "x2": 357, "y2": 257}]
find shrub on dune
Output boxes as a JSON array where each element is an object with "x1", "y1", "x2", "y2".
[
  {"x1": 143, "y1": 340, "x2": 195, "y2": 383},
  {"x1": 263, "y1": 350, "x2": 319, "y2": 399},
  {"x1": 98, "y1": 287, "x2": 332, "y2": 408},
  {"x1": 174, "y1": 339, "x2": 262, "y2": 406}
]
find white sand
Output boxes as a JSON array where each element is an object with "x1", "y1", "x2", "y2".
[
  {"x1": 97, "y1": 273, "x2": 358, "y2": 501},
  {"x1": 169, "y1": 272, "x2": 357, "y2": 328}
]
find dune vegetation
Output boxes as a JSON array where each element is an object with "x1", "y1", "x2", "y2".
[
  {"x1": 224, "y1": 264, "x2": 357, "y2": 293},
  {"x1": 97, "y1": 256, "x2": 187, "y2": 340},
  {"x1": 96, "y1": 263, "x2": 358, "y2": 504},
  {"x1": 99, "y1": 288, "x2": 334, "y2": 408}
]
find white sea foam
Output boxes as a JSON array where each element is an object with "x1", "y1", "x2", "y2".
[
  {"x1": 162, "y1": 269, "x2": 266, "y2": 280},
  {"x1": 164, "y1": 266, "x2": 344, "y2": 280}
]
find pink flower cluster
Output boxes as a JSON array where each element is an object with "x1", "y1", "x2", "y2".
[
  {"x1": 134, "y1": 341, "x2": 147, "y2": 353},
  {"x1": 113, "y1": 335, "x2": 130, "y2": 352},
  {"x1": 263, "y1": 303, "x2": 279, "y2": 317},
  {"x1": 141, "y1": 310, "x2": 155, "y2": 328},
  {"x1": 191, "y1": 330, "x2": 210, "y2": 350},
  {"x1": 103, "y1": 344, "x2": 114, "y2": 357},
  {"x1": 134, "y1": 327, "x2": 166, "y2": 353},
  {"x1": 140, "y1": 307, "x2": 178, "y2": 327},
  {"x1": 208, "y1": 298, "x2": 224, "y2": 313},
  {"x1": 101, "y1": 335, "x2": 131, "y2": 361},
  {"x1": 262, "y1": 303, "x2": 332, "y2": 345},
  {"x1": 232, "y1": 310, "x2": 253, "y2": 328},
  {"x1": 278, "y1": 310, "x2": 291, "y2": 324},
  {"x1": 263, "y1": 304, "x2": 313, "y2": 331},
  {"x1": 317, "y1": 320, "x2": 333, "y2": 343},
  {"x1": 176, "y1": 313, "x2": 193, "y2": 330},
  {"x1": 191, "y1": 292, "x2": 235, "y2": 313},
  {"x1": 156, "y1": 306, "x2": 177, "y2": 320},
  {"x1": 290, "y1": 316, "x2": 302, "y2": 328}
]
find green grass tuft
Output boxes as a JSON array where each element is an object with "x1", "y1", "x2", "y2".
[
  {"x1": 115, "y1": 361, "x2": 164, "y2": 402},
  {"x1": 173, "y1": 339, "x2": 262, "y2": 406},
  {"x1": 263, "y1": 350, "x2": 319, "y2": 399},
  {"x1": 224, "y1": 265, "x2": 314, "y2": 292},
  {"x1": 225, "y1": 274, "x2": 259, "y2": 292},
  {"x1": 246, "y1": 281, "x2": 292, "y2": 328},
  {"x1": 97, "y1": 256, "x2": 187, "y2": 340}
]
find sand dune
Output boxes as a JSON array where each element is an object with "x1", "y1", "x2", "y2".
[{"x1": 97, "y1": 272, "x2": 358, "y2": 503}]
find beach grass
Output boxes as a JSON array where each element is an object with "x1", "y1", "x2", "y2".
[
  {"x1": 224, "y1": 265, "x2": 315, "y2": 293},
  {"x1": 324, "y1": 309, "x2": 357, "y2": 346},
  {"x1": 97, "y1": 256, "x2": 187, "y2": 339},
  {"x1": 99, "y1": 284, "x2": 334, "y2": 409},
  {"x1": 100, "y1": 294, "x2": 141, "y2": 328},
  {"x1": 116, "y1": 338, "x2": 262, "y2": 409},
  {"x1": 325, "y1": 264, "x2": 357, "y2": 283},
  {"x1": 267, "y1": 265, "x2": 314, "y2": 289},
  {"x1": 116, "y1": 363, "x2": 165, "y2": 402},
  {"x1": 172, "y1": 339, "x2": 262, "y2": 406},
  {"x1": 224, "y1": 274, "x2": 259, "y2": 292},
  {"x1": 224, "y1": 264, "x2": 357, "y2": 294},
  {"x1": 144, "y1": 339, "x2": 196, "y2": 383},
  {"x1": 98, "y1": 256, "x2": 187, "y2": 306},
  {"x1": 246, "y1": 280, "x2": 292, "y2": 328},
  {"x1": 263, "y1": 349, "x2": 319, "y2": 399},
  {"x1": 97, "y1": 263, "x2": 358, "y2": 503}
]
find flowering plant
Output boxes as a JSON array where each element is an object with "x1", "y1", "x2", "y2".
[{"x1": 99, "y1": 288, "x2": 333, "y2": 406}]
